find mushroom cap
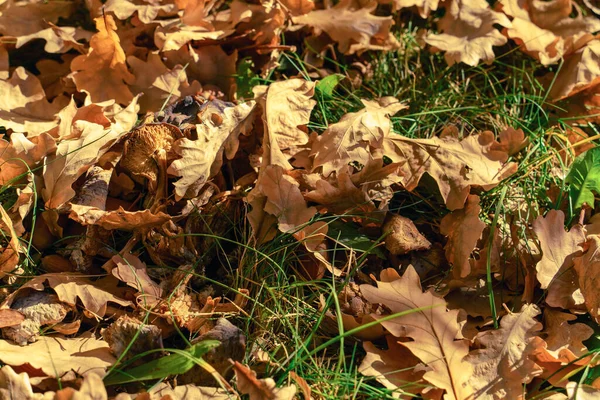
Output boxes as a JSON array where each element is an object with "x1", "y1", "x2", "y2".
[{"x1": 120, "y1": 123, "x2": 182, "y2": 183}]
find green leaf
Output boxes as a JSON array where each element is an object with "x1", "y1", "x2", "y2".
[
  {"x1": 566, "y1": 146, "x2": 600, "y2": 210},
  {"x1": 316, "y1": 74, "x2": 345, "y2": 98},
  {"x1": 103, "y1": 340, "x2": 220, "y2": 386}
]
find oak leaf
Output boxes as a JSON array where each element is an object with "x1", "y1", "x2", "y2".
[
  {"x1": 383, "y1": 130, "x2": 517, "y2": 210},
  {"x1": 2, "y1": 273, "x2": 131, "y2": 317},
  {"x1": 0, "y1": 67, "x2": 68, "y2": 135},
  {"x1": 359, "y1": 336, "x2": 426, "y2": 398},
  {"x1": 154, "y1": 20, "x2": 231, "y2": 52},
  {"x1": 15, "y1": 23, "x2": 91, "y2": 54},
  {"x1": 0, "y1": 132, "x2": 56, "y2": 185},
  {"x1": 279, "y1": 0, "x2": 315, "y2": 15},
  {"x1": 0, "y1": 0, "x2": 74, "y2": 37},
  {"x1": 0, "y1": 206, "x2": 22, "y2": 279},
  {"x1": 532, "y1": 210, "x2": 585, "y2": 310},
  {"x1": 232, "y1": 362, "x2": 296, "y2": 400},
  {"x1": 0, "y1": 366, "x2": 39, "y2": 399},
  {"x1": 253, "y1": 79, "x2": 316, "y2": 170},
  {"x1": 304, "y1": 172, "x2": 374, "y2": 215},
  {"x1": 310, "y1": 98, "x2": 406, "y2": 177},
  {"x1": 543, "y1": 309, "x2": 593, "y2": 361},
  {"x1": 547, "y1": 40, "x2": 600, "y2": 101},
  {"x1": 464, "y1": 304, "x2": 544, "y2": 400},
  {"x1": 70, "y1": 15, "x2": 135, "y2": 104},
  {"x1": 104, "y1": 0, "x2": 178, "y2": 24},
  {"x1": 425, "y1": 0, "x2": 510, "y2": 66},
  {"x1": 440, "y1": 194, "x2": 486, "y2": 278},
  {"x1": 69, "y1": 205, "x2": 171, "y2": 231},
  {"x1": 168, "y1": 101, "x2": 256, "y2": 199},
  {"x1": 360, "y1": 266, "x2": 473, "y2": 400},
  {"x1": 293, "y1": 0, "x2": 399, "y2": 54},
  {"x1": 573, "y1": 235, "x2": 600, "y2": 323},
  {"x1": 0, "y1": 334, "x2": 115, "y2": 379},
  {"x1": 127, "y1": 52, "x2": 202, "y2": 113},
  {"x1": 111, "y1": 253, "x2": 163, "y2": 298}
]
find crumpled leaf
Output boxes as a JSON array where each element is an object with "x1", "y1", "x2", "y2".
[
  {"x1": 253, "y1": 79, "x2": 316, "y2": 170},
  {"x1": 111, "y1": 253, "x2": 163, "y2": 298},
  {"x1": 361, "y1": 266, "x2": 473, "y2": 400},
  {"x1": 70, "y1": 15, "x2": 135, "y2": 104},
  {"x1": 532, "y1": 210, "x2": 585, "y2": 310},
  {"x1": 292, "y1": 0, "x2": 400, "y2": 54},
  {"x1": 168, "y1": 100, "x2": 256, "y2": 199},
  {"x1": 232, "y1": 362, "x2": 297, "y2": 400},
  {"x1": 440, "y1": 194, "x2": 486, "y2": 278},
  {"x1": 383, "y1": 130, "x2": 517, "y2": 210},
  {"x1": 382, "y1": 214, "x2": 431, "y2": 255},
  {"x1": 464, "y1": 304, "x2": 544, "y2": 400},
  {"x1": 69, "y1": 205, "x2": 171, "y2": 231},
  {"x1": 425, "y1": 0, "x2": 511, "y2": 66},
  {"x1": 0, "y1": 334, "x2": 115, "y2": 379},
  {"x1": 310, "y1": 97, "x2": 406, "y2": 177}
]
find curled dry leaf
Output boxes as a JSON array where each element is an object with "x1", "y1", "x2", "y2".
[
  {"x1": 69, "y1": 205, "x2": 171, "y2": 231},
  {"x1": 0, "y1": 0, "x2": 74, "y2": 37},
  {"x1": 304, "y1": 171, "x2": 375, "y2": 215},
  {"x1": 102, "y1": 316, "x2": 163, "y2": 363},
  {"x1": 253, "y1": 79, "x2": 316, "y2": 170},
  {"x1": 547, "y1": 40, "x2": 600, "y2": 101},
  {"x1": 104, "y1": 0, "x2": 178, "y2": 24},
  {"x1": 573, "y1": 235, "x2": 600, "y2": 323},
  {"x1": 111, "y1": 253, "x2": 162, "y2": 298},
  {"x1": 292, "y1": 0, "x2": 400, "y2": 54},
  {"x1": 361, "y1": 266, "x2": 473, "y2": 400},
  {"x1": 70, "y1": 15, "x2": 135, "y2": 104},
  {"x1": 384, "y1": 130, "x2": 517, "y2": 210},
  {"x1": 0, "y1": 334, "x2": 115, "y2": 380},
  {"x1": 0, "y1": 205, "x2": 23, "y2": 278},
  {"x1": 233, "y1": 361, "x2": 297, "y2": 400},
  {"x1": 0, "y1": 365, "x2": 41, "y2": 400},
  {"x1": 532, "y1": 210, "x2": 585, "y2": 310},
  {"x1": 15, "y1": 23, "x2": 91, "y2": 54},
  {"x1": 464, "y1": 304, "x2": 544, "y2": 400},
  {"x1": 440, "y1": 194, "x2": 486, "y2": 278},
  {"x1": 425, "y1": 0, "x2": 510, "y2": 66},
  {"x1": 383, "y1": 214, "x2": 431, "y2": 255},
  {"x1": 310, "y1": 97, "x2": 406, "y2": 177}
]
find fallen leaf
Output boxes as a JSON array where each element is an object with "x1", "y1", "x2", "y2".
[
  {"x1": 0, "y1": 0, "x2": 75, "y2": 37},
  {"x1": 0, "y1": 309, "x2": 24, "y2": 329},
  {"x1": 532, "y1": 210, "x2": 586, "y2": 310},
  {"x1": 0, "y1": 334, "x2": 115, "y2": 379},
  {"x1": 425, "y1": 0, "x2": 510, "y2": 66},
  {"x1": 304, "y1": 172, "x2": 374, "y2": 215},
  {"x1": 104, "y1": 0, "x2": 177, "y2": 24},
  {"x1": 0, "y1": 365, "x2": 40, "y2": 399},
  {"x1": 383, "y1": 214, "x2": 431, "y2": 255},
  {"x1": 0, "y1": 206, "x2": 23, "y2": 278},
  {"x1": 379, "y1": 0, "x2": 439, "y2": 17},
  {"x1": 70, "y1": 14, "x2": 135, "y2": 104},
  {"x1": 359, "y1": 336, "x2": 426, "y2": 398},
  {"x1": 111, "y1": 253, "x2": 163, "y2": 298},
  {"x1": 15, "y1": 23, "x2": 91, "y2": 54},
  {"x1": 361, "y1": 266, "x2": 473, "y2": 400},
  {"x1": 383, "y1": 130, "x2": 517, "y2": 210},
  {"x1": 0, "y1": 131, "x2": 55, "y2": 186},
  {"x1": 253, "y1": 79, "x2": 316, "y2": 169},
  {"x1": 292, "y1": 0, "x2": 400, "y2": 54},
  {"x1": 566, "y1": 382, "x2": 600, "y2": 399},
  {"x1": 542, "y1": 309, "x2": 593, "y2": 361},
  {"x1": 310, "y1": 97, "x2": 406, "y2": 177},
  {"x1": 69, "y1": 205, "x2": 171, "y2": 231},
  {"x1": 440, "y1": 194, "x2": 486, "y2": 278},
  {"x1": 464, "y1": 304, "x2": 544, "y2": 400},
  {"x1": 233, "y1": 362, "x2": 297, "y2": 400},
  {"x1": 573, "y1": 235, "x2": 600, "y2": 323}
]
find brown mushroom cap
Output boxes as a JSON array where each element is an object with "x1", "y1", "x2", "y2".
[{"x1": 120, "y1": 123, "x2": 183, "y2": 184}]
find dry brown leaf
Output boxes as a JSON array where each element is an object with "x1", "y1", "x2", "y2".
[
  {"x1": 0, "y1": 131, "x2": 55, "y2": 186},
  {"x1": 379, "y1": 0, "x2": 439, "y2": 17},
  {"x1": 383, "y1": 214, "x2": 431, "y2": 255},
  {"x1": 292, "y1": 0, "x2": 400, "y2": 54},
  {"x1": 127, "y1": 52, "x2": 202, "y2": 113},
  {"x1": 0, "y1": 334, "x2": 115, "y2": 379},
  {"x1": 532, "y1": 210, "x2": 586, "y2": 310},
  {"x1": 543, "y1": 309, "x2": 593, "y2": 361},
  {"x1": 0, "y1": 0, "x2": 75, "y2": 37},
  {"x1": 0, "y1": 309, "x2": 24, "y2": 329},
  {"x1": 0, "y1": 365, "x2": 43, "y2": 400},
  {"x1": 104, "y1": 0, "x2": 178, "y2": 24},
  {"x1": 3, "y1": 273, "x2": 131, "y2": 317},
  {"x1": 70, "y1": 15, "x2": 135, "y2": 104},
  {"x1": 0, "y1": 205, "x2": 23, "y2": 279},
  {"x1": 0, "y1": 44, "x2": 7, "y2": 80},
  {"x1": 253, "y1": 79, "x2": 316, "y2": 170},
  {"x1": 425, "y1": 0, "x2": 510, "y2": 66},
  {"x1": 111, "y1": 253, "x2": 162, "y2": 298},
  {"x1": 310, "y1": 97, "x2": 406, "y2": 177},
  {"x1": 0, "y1": 67, "x2": 68, "y2": 135},
  {"x1": 383, "y1": 131, "x2": 517, "y2": 210},
  {"x1": 573, "y1": 235, "x2": 600, "y2": 323},
  {"x1": 15, "y1": 23, "x2": 91, "y2": 54},
  {"x1": 359, "y1": 336, "x2": 426, "y2": 398},
  {"x1": 69, "y1": 205, "x2": 171, "y2": 231},
  {"x1": 154, "y1": 20, "x2": 231, "y2": 52},
  {"x1": 494, "y1": 127, "x2": 528, "y2": 156},
  {"x1": 168, "y1": 100, "x2": 256, "y2": 199},
  {"x1": 548, "y1": 40, "x2": 600, "y2": 101},
  {"x1": 440, "y1": 194, "x2": 486, "y2": 278},
  {"x1": 566, "y1": 382, "x2": 600, "y2": 399},
  {"x1": 304, "y1": 172, "x2": 374, "y2": 215},
  {"x1": 464, "y1": 304, "x2": 544, "y2": 400},
  {"x1": 279, "y1": 0, "x2": 315, "y2": 15},
  {"x1": 360, "y1": 266, "x2": 473, "y2": 400},
  {"x1": 233, "y1": 362, "x2": 297, "y2": 400}
]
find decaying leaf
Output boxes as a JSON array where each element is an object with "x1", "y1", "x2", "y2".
[
  {"x1": 464, "y1": 304, "x2": 544, "y2": 399},
  {"x1": 573, "y1": 235, "x2": 600, "y2": 323},
  {"x1": 361, "y1": 266, "x2": 473, "y2": 400},
  {"x1": 383, "y1": 214, "x2": 431, "y2": 255}
]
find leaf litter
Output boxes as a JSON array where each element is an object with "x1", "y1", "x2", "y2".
[{"x1": 0, "y1": 0, "x2": 599, "y2": 399}]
